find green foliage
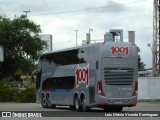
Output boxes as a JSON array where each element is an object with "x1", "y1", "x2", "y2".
[
  {"x1": 0, "y1": 86, "x2": 36, "y2": 103},
  {"x1": 138, "y1": 47, "x2": 146, "y2": 70},
  {"x1": 0, "y1": 15, "x2": 47, "y2": 79},
  {"x1": 17, "y1": 88, "x2": 36, "y2": 103},
  {"x1": 0, "y1": 77, "x2": 14, "y2": 86},
  {"x1": 0, "y1": 86, "x2": 18, "y2": 102}
]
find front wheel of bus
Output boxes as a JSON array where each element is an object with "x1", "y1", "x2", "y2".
[{"x1": 74, "y1": 96, "x2": 81, "y2": 111}]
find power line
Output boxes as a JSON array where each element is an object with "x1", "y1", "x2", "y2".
[{"x1": 33, "y1": 0, "x2": 146, "y2": 16}]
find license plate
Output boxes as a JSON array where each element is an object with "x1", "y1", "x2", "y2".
[{"x1": 115, "y1": 101, "x2": 123, "y2": 104}]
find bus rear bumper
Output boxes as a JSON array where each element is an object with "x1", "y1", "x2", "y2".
[{"x1": 94, "y1": 96, "x2": 137, "y2": 107}]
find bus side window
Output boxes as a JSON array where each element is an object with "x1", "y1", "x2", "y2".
[{"x1": 42, "y1": 77, "x2": 75, "y2": 90}]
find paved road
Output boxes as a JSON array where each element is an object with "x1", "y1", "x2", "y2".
[
  {"x1": 0, "y1": 102, "x2": 160, "y2": 111},
  {"x1": 0, "y1": 102, "x2": 160, "y2": 120}
]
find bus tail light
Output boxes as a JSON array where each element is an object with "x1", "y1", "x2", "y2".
[
  {"x1": 102, "y1": 42, "x2": 106, "y2": 45},
  {"x1": 132, "y1": 81, "x2": 138, "y2": 96},
  {"x1": 97, "y1": 80, "x2": 105, "y2": 96}
]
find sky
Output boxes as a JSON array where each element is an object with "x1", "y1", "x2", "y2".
[{"x1": 0, "y1": 0, "x2": 153, "y2": 69}]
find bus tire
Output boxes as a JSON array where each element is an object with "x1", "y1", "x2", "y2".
[
  {"x1": 74, "y1": 96, "x2": 81, "y2": 111},
  {"x1": 104, "y1": 106, "x2": 113, "y2": 112},
  {"x1": 41, "y1": 94, "x2": 48, "y2": 108},
  {"x1": 115, "y1": 106, "x2": 123, "y2": 112},
  {"x1": 81, "y1": 96, "x2": 90, "y2": 112},
  {"x1": 104, "y1": 106, "x2": 123, "y2": 112},
  {"x1": 69, "y1": 106, "x2": 75, "y2": 109},
  {"x1": 46, "y1": 94, "x2": 56, "y2": 109}
]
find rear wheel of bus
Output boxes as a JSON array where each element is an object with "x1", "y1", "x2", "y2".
[
  {"x1": 46, "y1": 94, "x2": 56, "y2": 108},
  {"x1": 74, "y1": 96, "x2": 81, "y2": 111},
  {"x1": 41, "y1": 94, "x2": 48, "y2": 108},
  {"x1": 69, "y1": 106, "x2": 75, "y2": 109},
  {"x1": 81, "y1": 96, "x2": 90, "y2": 112},
  {"x1": 114, "y1": 106, "x2": 123, "y2": 112},
  {"x1": 104, "y1": 106, "x2": 123, "y2": 112}
]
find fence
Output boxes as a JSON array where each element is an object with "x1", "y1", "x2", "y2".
[{"x1": 138, "y1": 77, "x2": 160, "y2": 100}]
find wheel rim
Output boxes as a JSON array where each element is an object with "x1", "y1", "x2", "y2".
[
  {"x1": 75, "y1": 99, "x2": 79, "y2": 109},
  {"x1": 82, "y1": 97, "x2": 87, "y2": 111},
  {"x1": 46, "y1": 95, "x2": 51, "y2": 107},
  {"x1": 82, "y1": 99, "x2": 85, "y2": 110},
  {"x1": 47, "y1": 99, "x2": 51, "y2": 106},
  {"x1": 42, "y1": 97, "x2": 47, "y2": 106}
]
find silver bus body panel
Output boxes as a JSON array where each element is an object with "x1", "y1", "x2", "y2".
[{"x1": 36, "y1": 42, "x2": 138, "y2": 108}]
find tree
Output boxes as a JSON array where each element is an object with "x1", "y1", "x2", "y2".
[
  {"x1": 138, "y1": 47, "x2": 146, "y2": 70},
  {"x1": 0, "y1": 15, "x2": 47, "y2": 80}
]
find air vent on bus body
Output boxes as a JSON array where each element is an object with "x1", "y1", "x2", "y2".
[{"x1": 104, "y1": 68, "x2": 134, "y2": 85}]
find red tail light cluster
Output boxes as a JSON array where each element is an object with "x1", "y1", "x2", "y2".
[
  {"x1": 97, "y1": 80, "x2": 105, "y2": 96},
  {"x1": 102, "y1": 42, "x2": 106, "y2": 45},
  {"x1": 132, "y1": 81, "x2": 138, "y2": 96}
]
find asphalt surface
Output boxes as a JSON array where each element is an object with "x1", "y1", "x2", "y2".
[{"x1": 0, "y1": 102, "x2": 160, "y2": 120}]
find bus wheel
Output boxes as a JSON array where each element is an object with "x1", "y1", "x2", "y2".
[
  {"x1": 46, "y1": 94, "x2": 56, "y2": 108},
  {"x1": 81, "y1": 96, "x2": 90, "y2": 112},
  {"x1": 69, "y1": 106, "x2": 75, "y2": 109},
  {"x1": 41, "y1": 95, "x2": 48, "y2": 108},
  {"x1": 115, "y1": 107, "x2": 123, "y2": 112},
  {"x1": 104, "y1": 106, "x2": 112, "y2": 112},
  {"x1": 74, "y1": 96, "x2": 81, "y2": 111}
]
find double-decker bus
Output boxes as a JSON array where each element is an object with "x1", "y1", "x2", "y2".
[{"x1": 36, "y1": 41, "x2": 138, "y2": 112}]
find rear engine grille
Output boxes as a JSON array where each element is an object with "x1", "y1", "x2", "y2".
[{"x1": 104, "y1": 68, "x2": 134, "y2": 85}]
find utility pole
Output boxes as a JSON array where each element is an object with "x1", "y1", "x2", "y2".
[
  {"x1": 74, "y1": 30, "x2": 78, "y2": 46},
  {"x1": 153, "y1": 0, "x2": 159, "y2": 76},
  {"x1": 23, "y1": 10, "x2": 30, "y2": 18},
  {"x1": 87, "y1": 28, "x2": 93, "y2": 44}
]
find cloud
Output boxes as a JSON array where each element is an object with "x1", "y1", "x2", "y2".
[
  {"x1": 84, "y1": 0, "x2": 127, "y2": 13},
  {"x1": 0, "y1": 0, "x2": 58, "y2": 17},
  {"x1": 100, "y1": 1, "x2": 127, "y2": 13},
  {"x1": 0, "y1": 0, "x2": 153, "y2": 68}
]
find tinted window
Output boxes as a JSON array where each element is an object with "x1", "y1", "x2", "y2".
[
  {"x1": 43, "y1": 46, "x2": 97, "y2": 67},
  {"x1": 45, "y1": 49, "x2": 85, "y2": 66},
  {"x1": 42, "y1": 76, "x2": 75, "y2": 90},
  {"x1": 78, "y1": 46, "x2": 97, "y2": 63}
]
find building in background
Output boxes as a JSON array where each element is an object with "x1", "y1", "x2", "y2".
[{"x1": 39, "y1": 34, "x2": 53, "y2": 53}]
